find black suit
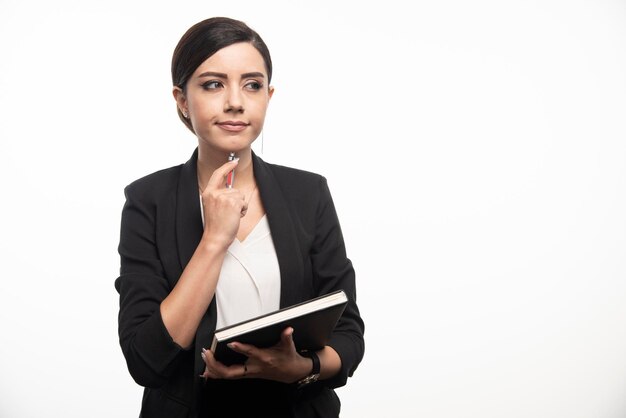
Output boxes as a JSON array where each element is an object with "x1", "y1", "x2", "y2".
[{"x1": 115, "y1": 150, "x2": 364, "y2": 417}]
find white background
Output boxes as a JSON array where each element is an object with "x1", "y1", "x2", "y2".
[{"x1": 1, "y1": 0, "x2": 625, "y2": 417}]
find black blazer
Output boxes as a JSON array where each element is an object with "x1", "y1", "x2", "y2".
[{"x1": 115, "y1": 150, "x2": 364, "y2": 418}]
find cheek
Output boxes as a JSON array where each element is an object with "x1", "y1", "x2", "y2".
[
  {"x1": 249, "y1": 101, "x2": 269, "y2": 120},
  {"x1": 189, "y1": 96, "x2": 221, "y2": 115}
]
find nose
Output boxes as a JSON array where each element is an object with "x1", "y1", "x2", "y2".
[{"x1": 224, "y1": 88, "x2": 244, "y2": 113}]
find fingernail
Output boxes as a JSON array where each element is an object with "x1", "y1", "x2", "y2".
[
  {"x1": 201, "y1": 352, "x2": 206, "y2": 361},
  {"x1": 202, "y1": 348, "x2": 207, "y2": 354},
  {"x1": 227, "y1": 342, "x2": 235, "y2": 349}
]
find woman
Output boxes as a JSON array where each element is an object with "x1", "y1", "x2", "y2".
[{"x1": 115, "y1": 17, "x2": 364, "y2": 417}]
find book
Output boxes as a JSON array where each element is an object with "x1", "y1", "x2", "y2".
[{"x1": 210, "y1": 289, "x2": 348, "y2": 365}]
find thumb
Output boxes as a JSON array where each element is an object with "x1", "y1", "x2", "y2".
[{"x1": 279, "y1": 327, "x2": 295, "y2": 349}]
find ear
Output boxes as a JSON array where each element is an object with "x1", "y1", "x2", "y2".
[
  {"x1": 267, "y1": 85, "x2": 275, "y2": 101},
  {"x1": 173, "y1": 86, "x2": 188, "y2": 114}
]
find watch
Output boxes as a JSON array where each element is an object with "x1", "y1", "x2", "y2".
[{"x1": 297, "y1": 351, "x2": 320, "y2": 388}]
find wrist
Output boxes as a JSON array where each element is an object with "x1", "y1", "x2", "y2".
[
  {"x1": 296, "y1": 351, "x2": 320, "y2": 388},
  {"x1": 199, "y1": 234, "x2": 231, "y2": 253}
]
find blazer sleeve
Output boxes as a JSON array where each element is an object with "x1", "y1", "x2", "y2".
[
  {"x1": 311, "y1": 177, "x2": 365, "y2": 388},
  {"x1": 115, "y1": 183, "x2": 186, "y2": 388}
]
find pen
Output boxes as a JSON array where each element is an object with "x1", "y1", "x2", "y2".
[{"x1": 226, "y1": 152, "x2": 235, "y2": 188}]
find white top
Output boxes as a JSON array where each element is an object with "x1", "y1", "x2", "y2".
[{"x1": 200, "y1": 197, "x2": 281, "y2": 329}]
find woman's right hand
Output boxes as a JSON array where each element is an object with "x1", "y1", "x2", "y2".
[{"x1": 200, "y1": 159, "x2": 245, "y2": 249}]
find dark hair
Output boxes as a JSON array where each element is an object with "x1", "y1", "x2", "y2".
[{"x1": 171, "y1": 17, "x2": 273, "y2": 132}]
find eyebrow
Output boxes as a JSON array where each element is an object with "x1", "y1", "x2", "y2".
[{"x1": 197, "y1": 71, "x2": 266, "y2": 79}]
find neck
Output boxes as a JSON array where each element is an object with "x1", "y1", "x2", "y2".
[{"x1": 197, "y1": 145, "x2": 255, "y2": 190}]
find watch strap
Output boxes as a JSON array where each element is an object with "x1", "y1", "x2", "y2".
[
  {"x1": 297, "y1": 351, "x2": 320, "y2": 388},
  {"x1": 305, "y1": 351, "x2": 320, "y2": 375}
]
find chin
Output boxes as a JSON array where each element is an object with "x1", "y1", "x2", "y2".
[
  {"x1": 205, "y1": 142, "x2": 254, "y2": 156},
  {"x1": 223, "y1": 138, "x2": 257, "y2": 152}
]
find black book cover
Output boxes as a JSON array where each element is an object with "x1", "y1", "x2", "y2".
[{"x1": 210, "y1": 290, "x2": 348, "y2": 365}]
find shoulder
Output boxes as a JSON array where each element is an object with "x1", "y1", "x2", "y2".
[
  {"x1": 255, "y1": 158, "x2": 337, "y2": 219},
  {"x1": 259, "y1": 158, "x2": 328, "y2": 193},
  {"x1": 123, "y1": 164, "x2": 184, "y2": 202}
]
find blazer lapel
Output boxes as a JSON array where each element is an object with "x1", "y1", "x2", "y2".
[
  {"x1": 252, "y1": 153, "x2": 305, "y2": 309},
  {"x1": 176, "y1": 148, "x2": 203, "y2": 270}
]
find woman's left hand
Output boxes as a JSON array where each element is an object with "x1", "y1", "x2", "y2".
[{"x1": 200, "y1": 327, "x2": 312, "y2": 383}]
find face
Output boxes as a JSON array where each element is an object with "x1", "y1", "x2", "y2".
[{"x1": 175, "y1": 42, "x2": 274, "y2": 155}]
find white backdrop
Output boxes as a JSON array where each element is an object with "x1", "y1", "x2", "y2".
[{"x1": 1, "y1": 0, "x2": 626, "y2": 417}]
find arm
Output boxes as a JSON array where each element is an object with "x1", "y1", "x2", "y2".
[
  {"x1": 116, "y1": 160, "x2": 245, "y2": 386},
  {"x1": 116, "y1": 182, "x2": 183, "y2": 388},
  {"x1": 309, "y1": 176, "x2": 365, "y2": 387},
  {"x1": 162, "y1": 159, "x2": 247, "y2": 347}
]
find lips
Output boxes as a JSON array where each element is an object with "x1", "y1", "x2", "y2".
[{"x1": 217, "y1": 120, "x2": 249, "y2": 132}]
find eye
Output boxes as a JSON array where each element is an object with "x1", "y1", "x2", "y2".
[
  {"x1": 201, "y1": 80, "x2": 223, "y2": 90},
  {"x1": 244, "y1": 81, "x2": 263, "y2": 91}
]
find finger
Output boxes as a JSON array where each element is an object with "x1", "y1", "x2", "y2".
[
  {"x1": 227, "y1": 341, "x2": 260, "y2": 359},
  {"x1": 278, "y1": 327, "x2": 296, "y2": 351},
  {"x1": 203, "y1": 187, "x2": 244, "y2": 201},
  {"x1": 206, "y1": 159, "x2": 239, "y2": 190},
  {"x1": 201, "y1": 348, "x2": 239, "y2": 379},
  {"x1": 201, "y1": 188, "x2": 246, "y2": 213},
  {"x1": 211, "y1": 359, "x2": 248, "y2": 380},
  {"x1": 200, "y1": 349, "x2": 214, "y2": 379},
  {"x1": 201, "y1": 348, "x2": 224, "y2": 371}
]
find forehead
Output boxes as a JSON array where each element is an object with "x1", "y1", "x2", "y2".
[{"x1": 192, "y1": 42, "x2": 267, "y2": 78}]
